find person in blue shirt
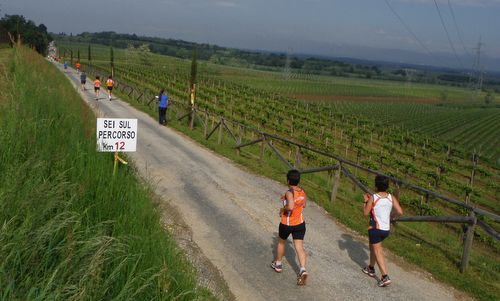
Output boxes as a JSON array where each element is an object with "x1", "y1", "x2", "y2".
[
  {"x1": 63, "y1": 61, "x2": 68, "y2": 70},
  {"x1": 158, "y1": 89, "x2": 169, "y2": 125}
]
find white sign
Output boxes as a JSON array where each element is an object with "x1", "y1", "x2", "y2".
[{"x1": 96, "y1": 118, "x2": 138, "y2": 152}]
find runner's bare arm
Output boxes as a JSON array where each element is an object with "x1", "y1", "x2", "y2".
[
  {"x1": 284, "y1": 191, "x2": 294, "y2": 211},
  {"x1": 392, "y1": 196, "x2": 403, "y2": 216}
]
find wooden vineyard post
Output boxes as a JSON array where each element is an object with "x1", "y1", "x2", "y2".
[
  {"x1": 331, "y1": 162, "x2": 342, "y2": 203},
  {"x1": 236, "y1": 125, "x2": 242, "y2": 156},
  {"x1": 295, "y1": 146, "x2": 301, "y2": 169},
  {"x1": 460, "y1": 211, "x2": 477, "y2": 273},
  {"x1": 355, "y1": 149, "x2": 361, "y2": 176},
  {"x1": 217, "y1": 118, "x2": 224, "y2": 145},
  {"x1": 259, "y1": 135, "x2": 266, "y2": 164},
  {"x1": 393, "y1": 181, "x2": 400, "y2": 200},
  {"x1": 189, "y1": 106, "x2": 195, "y2": 130},
  {"x1": 465, "y1": 152, "x2": 478, "y2": 204},
  {"x1": 204, "y1": 110, "x2": 208, "y2": 138}
]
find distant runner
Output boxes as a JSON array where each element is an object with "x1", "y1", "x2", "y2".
[
  {"x1": 158, "y1": 89, "x2": 169, "y2": 125},
  {"x1": 362, "y1": 175, "x2": 403, "y2": 287},
  {"x1": 80, "y1": 71, "x2": 87, "y2": 91},
  {"x1": 271, "y1": 169, "x2": 309, "y2": 286},
  {"x1": 106, "y1": 75, "x2": 114, "y2": 100},
  {"x1": 76, "y1": 62, "x2": 81, "y2": 73},
  {"x1": 63, "y1": 61, "x2": 68, "y2": 70},
  {"x1": 94, "y1": 76, "x2": 101, "y2": 100}
]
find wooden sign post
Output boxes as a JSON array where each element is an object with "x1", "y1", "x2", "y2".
[{"x1": 96, "y1": 118, "x2": 138, "y2": 175}]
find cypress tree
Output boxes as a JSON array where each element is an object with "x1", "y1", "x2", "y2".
[
  {"x1": 110, "y1": 46, "x2": 114, "y2": 77},
  {"x1": 88, "y1": 44, "x2": 92, "y2": 67}
]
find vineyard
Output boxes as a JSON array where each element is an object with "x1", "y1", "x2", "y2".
[
  {"x1": 61, "y1": 43, "x2": 499, "y2": 204},
  {"x1": 200, "y1": 63, "x2": 481, "y2": 102},
  {"x1": 202, "y1": 63, "x2": 500, "y2": 161},
  {"x1": 57, "y1": 41, "x2": 499, "y2": 300}
]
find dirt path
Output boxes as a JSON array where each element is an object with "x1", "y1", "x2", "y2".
[{"x1": 56, "y1": 63, "x2": 468, "y2": 301}]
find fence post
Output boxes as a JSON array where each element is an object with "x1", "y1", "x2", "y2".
[
  {"x1": 204, "y1": 110, "x2": 208, "y2": 138},
  {"x1": 236, "y1": 125, "x2": 242, "y2": 156},
  {"x1": 460, "y1": 211, "x2": 477, "y2": 273},
  {"x1": 465, "y1": 152, "x2": 478, "y2": 204},
  {"x1": 393, "y1": 181, "x2": 400, "y2": 200},
  {"x1": 217, "y1": 118, "x2": 224, "y2": 145},
  {"x1": 295, "y1": 146, "x2": 301, "y2": 169},
  {"x1": 189, "y1": 107, "x2": 195, "y2": 130},
  {"x1": 331, "y1": 162, "x2": 342, "y2": 203},
  {"x1": 260, "y1": 135, "x2": 266, "y2": 164}
]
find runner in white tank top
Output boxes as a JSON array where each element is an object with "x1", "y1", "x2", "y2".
[
  {"x1": 362, "y1": 175, "x2": 403, "y2": 287},
  {"x1": 370, "y1": 193, "x2": 393, "y2": 231}
]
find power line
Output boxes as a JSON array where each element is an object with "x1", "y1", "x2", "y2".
[
  {"x1": 433, "y1": 0, "x2": 464, "y2": 69},
  {"x1": 447, "y1": 0, "x2": 472, "y2": 59},
  {"x1": 383, "y1": 0, "x2": 433, "y2": 56}
]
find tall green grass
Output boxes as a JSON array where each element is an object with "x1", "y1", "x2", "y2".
[{"x1": 0, "y1": 47, "x2": 215, "y2": 300}]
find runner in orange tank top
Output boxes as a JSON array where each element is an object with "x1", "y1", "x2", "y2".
[
  {"x1": 106, "y1": 75, "x2": 114, "y2": 100},
  {"x1": 271, "y1": 169, "x2": 309, "y2": 286},
  {"x1": 93, "y1": 76, "x2": 101, "y2": 100}
]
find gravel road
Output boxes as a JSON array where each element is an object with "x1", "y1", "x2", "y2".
[{"x1": 56, "y1": 63, "x2": 469, "y2": 301}]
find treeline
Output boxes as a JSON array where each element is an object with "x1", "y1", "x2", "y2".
[
  {"x1": 55, "y1": 31, "x2": 500, "y2": 91},
  {"x1": 55, "y1": 31, "x2": 384, "y2": 78},
  {"x1": 0, "y1": 15, "x2": 52, "y2": 54}
]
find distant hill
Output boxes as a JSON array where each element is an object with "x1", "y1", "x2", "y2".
[{"x1": 53, "y1": 32, "x2": 500, "y2": 91}]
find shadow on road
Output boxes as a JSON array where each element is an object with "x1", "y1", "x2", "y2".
[
  {"x1": 338, "y1": 233, "x2": 369, "y2": 268},
  {"x1": 271, "y1": 233, "x2": 300, "y2": 274}
]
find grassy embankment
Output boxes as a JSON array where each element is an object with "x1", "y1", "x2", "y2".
[{"x1": 0, "y1": 47, "x2": 216, "y2": 300}]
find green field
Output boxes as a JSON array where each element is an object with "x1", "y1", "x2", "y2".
[
  {"x1": 56, "y1": 40, "x2": 499, "y2": 299},
  {"x1": 0, "y1": 47, "x2": 217, "y2": 300}
]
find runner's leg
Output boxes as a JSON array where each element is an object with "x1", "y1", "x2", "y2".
[
  {"x1": 369, "y1": 243, "x2": 376, "y2": 267},
  {"x1": 275, "y1": 238, "x2": 286, "y2": 262},
  {"x1": 293, "y1": 239, "x2": 307, "y2": 269},
  {"x1": 372, "y1": 242, "x2": 388, "y2": 275}
]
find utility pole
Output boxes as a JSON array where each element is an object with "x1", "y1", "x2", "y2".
[{"x1": 470, "y1": 37, "x2": 484, "y2": 98}]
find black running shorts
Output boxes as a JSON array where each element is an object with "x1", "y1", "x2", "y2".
[
  {"x1": 279, "y1": 222, "x2": 306, "y2": 240},
  {"x1": 107, "y1": 86, "x2": 113, "y2": 91},
  {"x1": 368, "y1": 228, "x2": 390, "y2": 244},
  {"x1": 94, "y1": 87, "x2": 100, "y2": 91}
]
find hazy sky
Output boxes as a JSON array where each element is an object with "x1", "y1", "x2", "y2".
[{"x1": 3, "y1": 0, "x2": 500, "y2": 70}]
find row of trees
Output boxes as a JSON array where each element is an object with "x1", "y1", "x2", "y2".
[
  {"x1": 0, "y1": 15, "x2": 52, "y2": 54},
  {"x1": 54, "y1": 31, "x2": 384, "y2": 78}
]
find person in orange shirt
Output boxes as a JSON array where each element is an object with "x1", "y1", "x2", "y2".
[
  {"x1": 106, "y1": 75, "x2": 114, "y2": 100},
  {"x1": 271, "y1": 169, "x2": 309, "y2": 285},
  {"x1": 75, "y1": 62, "x2": 81, "y2": 73},
  {"x1": 94, "y1": 76, "x2": 101, "y2": 100}
]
